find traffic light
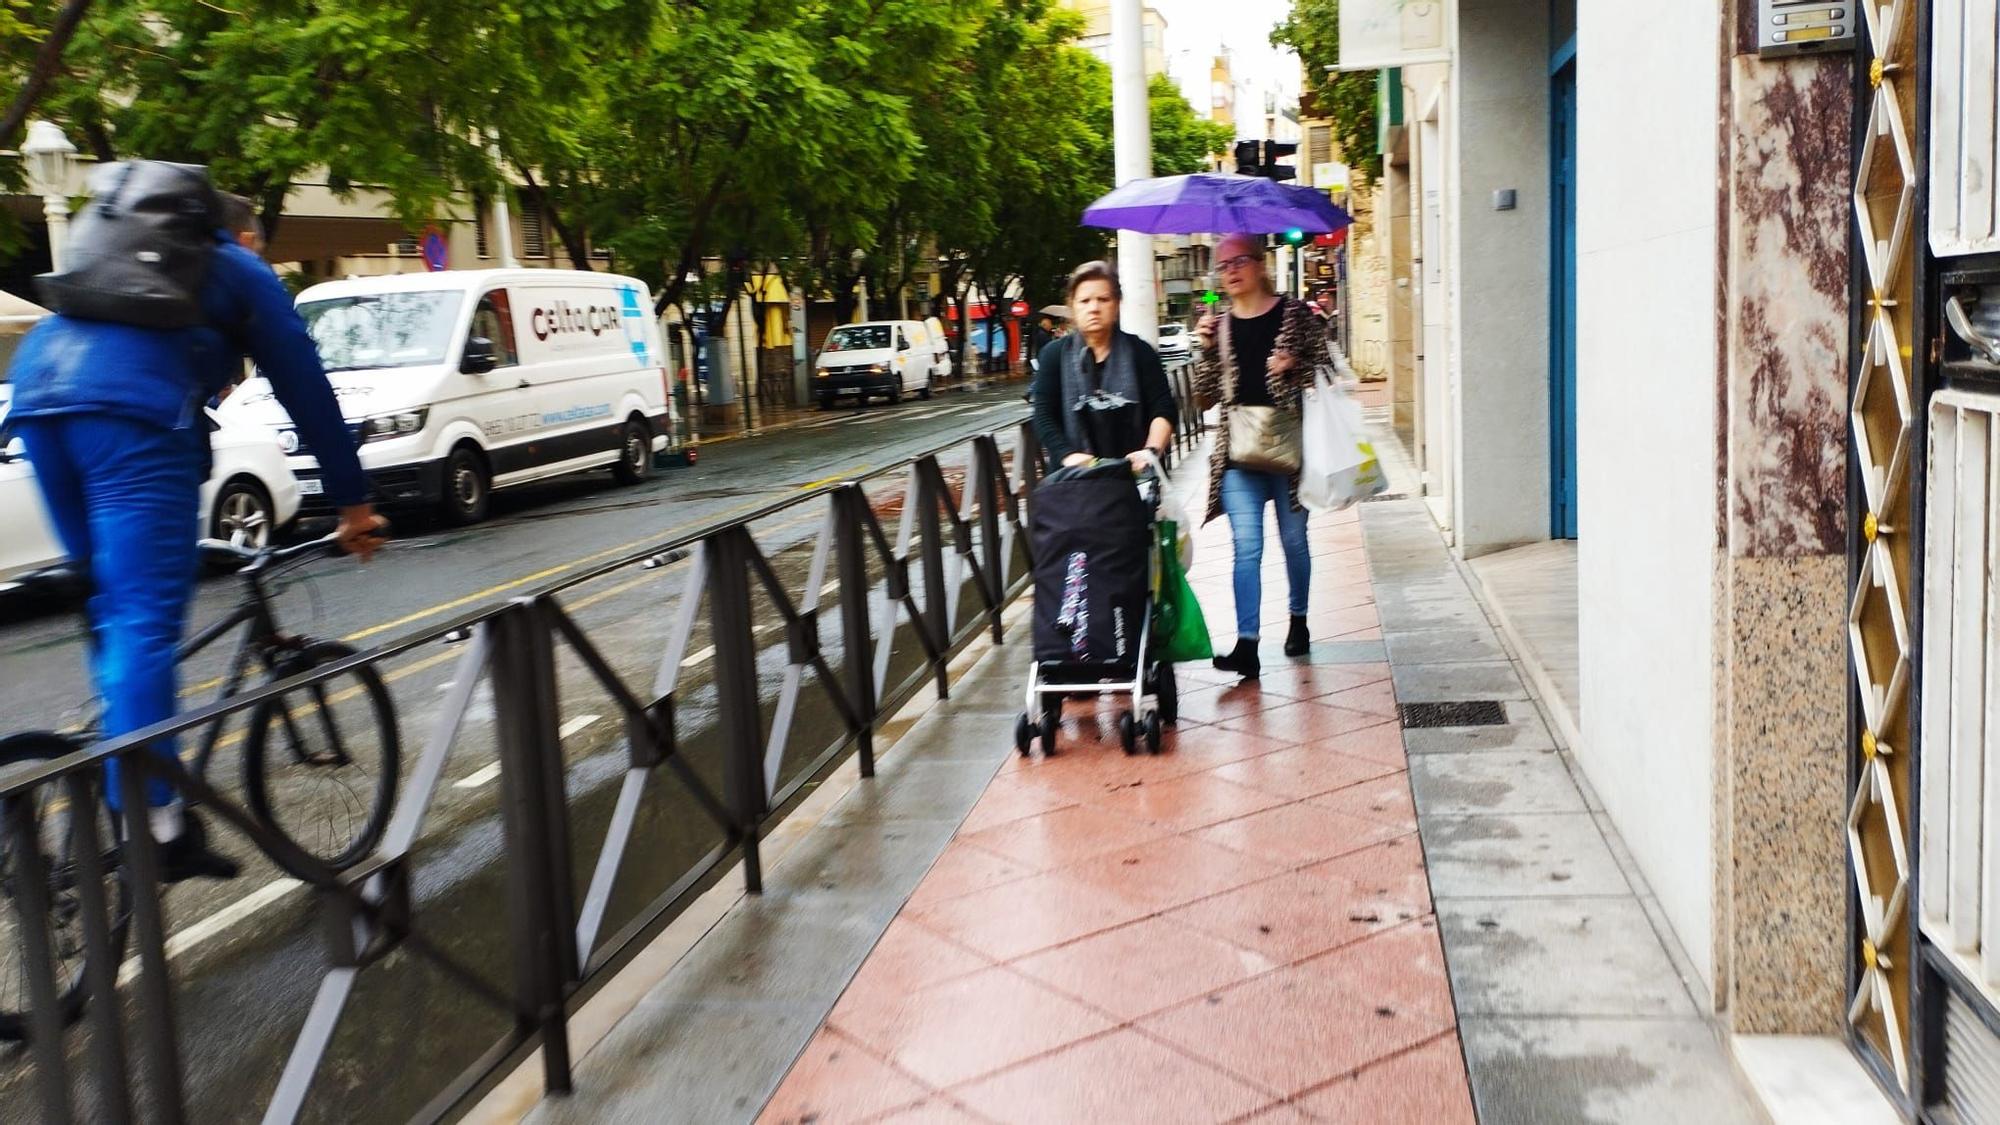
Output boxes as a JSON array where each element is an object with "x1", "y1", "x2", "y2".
[
  {"x1": 1201, "y1": 290, "x2": 1220, "y2": 305},
  {"x1": 1263, "y1": 141, "x2": 1299, "y2": 182},
  {"x1": 1231, "y1": 139, "x2": 1300, "y2": 182},
  {"x1": 1233, "y1": 140, "x2": 1262, "y2": 177},
  {"x1": 1283, "y1": 228, "x2": 1305, "y2": 245}
]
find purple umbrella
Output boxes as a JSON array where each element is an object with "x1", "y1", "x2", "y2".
[{"x1": 1081, "y1": 173, "x2": 1353, "y2": 235}]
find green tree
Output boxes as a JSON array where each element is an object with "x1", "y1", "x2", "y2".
[
  {"x1": 1271, "y1": 0, "x2": 1381, "y2": 182},
  {"x1": 1148, "y1": 73, "x2": 1232, "y2": 175}
]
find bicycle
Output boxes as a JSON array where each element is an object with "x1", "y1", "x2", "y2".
[{"x1": 0, "y1": 532, "x2": 400, "y2": 1040}]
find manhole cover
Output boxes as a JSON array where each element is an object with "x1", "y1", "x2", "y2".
[{"x1": 1399, "y1": 700, "x2": 1507, "y2": 728}]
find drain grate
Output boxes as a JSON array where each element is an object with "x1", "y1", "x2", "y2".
[
  {"x1": 1363, "y1": 492, "x2": 1406, "y2": 503},
  {"x1": 1398, "y1": 700, "x2": 1508, "y2": 728}
]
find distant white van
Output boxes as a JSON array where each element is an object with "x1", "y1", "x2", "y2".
[
  {"x1": 813, "y1": 320, "x2": 948, "y2": 408},
  {"x1": 221, "y1": 269, "x2": 675, "y2": 525}
]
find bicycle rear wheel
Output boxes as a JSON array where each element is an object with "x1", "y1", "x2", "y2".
[
  {"x1": 0, "y1": 732, "x2": 130, "y2": 1042},
  {"x1": 242, "y1": 641, "x2": 400, "y2": 873}
]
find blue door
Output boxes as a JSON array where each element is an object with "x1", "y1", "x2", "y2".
[{"x1": 1550, "y1": 50, "x2": 1579, "y2": 539}]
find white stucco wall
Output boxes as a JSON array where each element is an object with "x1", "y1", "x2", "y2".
[
  {"x1": 1574, "y1": 4, "x2": 1721, "y2": 987},
  {"x1": 1450, "y1": 0, "x2": 1553, "y2": 557}
]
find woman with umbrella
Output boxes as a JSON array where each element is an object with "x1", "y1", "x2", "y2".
[
  {"x1": 1030, "y1": 261, "x2": 1176, "y2": 473},
  {"x1": 1193, "y1": 233, "x2": 1333, "y2": 679}
]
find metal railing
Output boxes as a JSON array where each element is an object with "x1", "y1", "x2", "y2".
[{"x1": 0, "y1": 419, "x2": 1050, "y2": 1123}]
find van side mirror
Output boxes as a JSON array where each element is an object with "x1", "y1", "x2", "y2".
[
  {"x1": 0, "y1": 436, "x2": 23, "y2": 463},
  {"x1": 462, "y1": 337, "x2": 498, "y2": 374},
  {"x1": 898, "y1": 339, "x2": 911, "y2": 351}
]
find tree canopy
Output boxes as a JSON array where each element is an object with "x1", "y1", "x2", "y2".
[
  {"x1": 3, "y1": 0, "x2": 1232, "y2": 311},
  {"x1": 1271, "y1": 0, "x2": 1382, "y2": 183}
]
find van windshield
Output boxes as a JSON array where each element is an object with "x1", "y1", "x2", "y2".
[
  {"x1": 301, "y1": 292, "x2": 465, "y2": 372},
  {"x1": 825, "y1": 325, "x2": 891, "y2": 352}
]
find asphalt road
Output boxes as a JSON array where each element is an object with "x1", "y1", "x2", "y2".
[{"x1": 0, "y1": 383, "x2": 1036, "y2": 1122}]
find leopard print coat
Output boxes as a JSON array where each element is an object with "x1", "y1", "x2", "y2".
[{"x1": 1191, "y1": 295, "x2": 1332, "y2": 524}]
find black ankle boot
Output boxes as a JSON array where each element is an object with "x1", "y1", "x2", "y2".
[
  {"x1": 1284, "y1": 616, "x2": 1310, "y2": 657},
  {"x1": 1212, "y1": 637, "x2": 1260, "y2": 679}
]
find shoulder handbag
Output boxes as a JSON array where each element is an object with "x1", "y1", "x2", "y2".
[{"x1": 1219, "y1": 306, "x2": 1302, "y2": 475}]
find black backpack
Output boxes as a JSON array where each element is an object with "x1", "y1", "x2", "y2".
[{"x1": 36, "y1": 160, "x2": 222, "y2": 329}]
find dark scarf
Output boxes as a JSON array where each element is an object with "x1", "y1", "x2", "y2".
[{"x1": 1060, "y1": 330, "x2": 1142, "y2": 457}]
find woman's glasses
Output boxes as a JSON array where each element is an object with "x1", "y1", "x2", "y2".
[{"x1": 1217, "y1": 254, "x2": 1260, "y2": 272}]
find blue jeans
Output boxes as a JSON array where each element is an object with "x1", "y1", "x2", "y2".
[
  {"x1": 18, "y1": 414, "x2": 203, "y2": 809},
  {"x1": 1220, "y1": 468, "x2": 1310, "y2": 641}
]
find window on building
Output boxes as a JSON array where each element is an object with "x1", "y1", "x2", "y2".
[
  {"x1": 395, "y1": 233, "x2": 419, "y2": 255},
  {"x1": 1308, "y1": 125, "x2": 1332, "y2": 170},
  {"x1": 476, "y1": 210, "x2": 490, "y2": 259},
  {"x1": 521, "y1": 201, "x2": 547, "y2": 259}
]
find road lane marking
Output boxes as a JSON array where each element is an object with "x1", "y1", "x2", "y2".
[
  {"x1": 453, "y1": 713, "x2": 601, "y2": 790},
  {"x1": 117, "y1": 876, "x2": 304, "y2": 985},
  {"x1": 681, "y1": 644, "x2": 714, "y2": 668}
]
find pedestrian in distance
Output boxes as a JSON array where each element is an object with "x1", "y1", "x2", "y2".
[
  {"x1": 6, "y1": 160, "x2": 385, "y2": 883},
  {"x1": 1193, "y1": 233, "x2": 1333, "y2": 679},
  {"x1": 1031, "y1": 261, "x2": 1176, "y2": 474}
]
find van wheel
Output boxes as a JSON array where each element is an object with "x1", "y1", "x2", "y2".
[
  {"x1": 887, "y1": 378, "x2": 902, "y2": 405},
  {"x1": 442, "y1": 445, "x2": 491, "y2": 525},
  {"x1": 918, "y1": 383, "x2": 932, "y2": 400},
  {"x1": 613, "y1": 416, "x2": 652, "y2": 485},
  {"x1": 818, "y1": 395, "x2": 835, "y2": 411}
]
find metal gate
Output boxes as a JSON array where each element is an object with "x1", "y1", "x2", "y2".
[{"x1": 1854, "y1": 0, "x2": 2000, "y2": 1115}]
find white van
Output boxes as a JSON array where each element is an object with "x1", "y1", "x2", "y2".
[
  {"x1": 813, "y1": 320, "x2": 946, "y2": 408},
  {"x1": 220, "y1": 269, "x2": 675, "y2": 525}
]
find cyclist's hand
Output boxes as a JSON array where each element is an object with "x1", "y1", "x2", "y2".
[
  {"x1": 335, "y1": 504, "x2": 389, "y2": 562},
  {"x1": 1062, "y1": 452, "x2": 1093, "y2": 468}
]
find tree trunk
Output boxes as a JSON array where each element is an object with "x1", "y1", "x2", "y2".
[
  {"x1": 0, "y1": 0, "x2": 93, "y2": 150},
  {"x1": 515, "y1": 164, "x2": 592, "y2": 270}
]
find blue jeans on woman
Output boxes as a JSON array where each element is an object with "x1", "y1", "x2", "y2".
[{"x1": 1220, "y1": 468, "x2": 1310, "y2": 641}]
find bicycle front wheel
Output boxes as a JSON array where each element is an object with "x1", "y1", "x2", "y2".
[
  {"x1": 0, "y1": 731, "x2": 130, "y2": 1042},
  {"x1": 242, "y1": 641, "x2": 400, "y2": 873}
]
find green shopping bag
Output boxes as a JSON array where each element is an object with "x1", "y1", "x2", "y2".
[{"x1": 1153, "y1": 520, "x2": 1213, "y2": 662}]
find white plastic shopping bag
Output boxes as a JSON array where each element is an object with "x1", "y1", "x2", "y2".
[
  {"x1": 1300, "y1": 366, "x2": 1366, "y2": 511},
  {"x1": 1137, "y1": 449, "x2": 1196, "y2": 564},
  {"x1": 1327, "y1": 392, "x2": 1388, "y2": 507}
]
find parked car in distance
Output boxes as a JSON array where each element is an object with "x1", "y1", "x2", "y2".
[
  {"x1": 220, "y1": 269, "x2": 675, "y2": 526},
  {"x1": 814, "y1": 320, "x2": 939, "y2": 408},
  {"x1": 1157, "y1": 323, "x2": 1192, "y2": 362},
  {"x1": 0, "y1": 402, "x2": 303, "y2": 592}
]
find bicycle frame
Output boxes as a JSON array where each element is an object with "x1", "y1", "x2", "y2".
[{"x1": 176, "y1": 575, "x2": 294, "y2": 782}]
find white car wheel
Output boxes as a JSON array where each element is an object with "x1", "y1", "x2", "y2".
[{"x1": 212, "y1": 478, "x2": 274, "y2": 551}]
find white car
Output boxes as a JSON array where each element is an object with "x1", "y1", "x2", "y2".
[
  {"x1": 1157, "y1": 323, "x2": 1193, "y2": 362},
  {"x1": 0, "y1": 400, "x2": 303, "y2": 592}
]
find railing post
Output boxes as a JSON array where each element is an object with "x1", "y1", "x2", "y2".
[
  {"x1": 707, "y1": 524, "x2": 766, "y2": 893},
  {"x1": 66, "y1": 773, "x2": 134, "y2": 1125},
  {"x1": 489, "y1": 601, "x2": 576, "y2": 1095},
  {"x1": 117, "y1": 760, "x2": 187, "y2": 1123},
  {"x1": 5, "y1": 793, "x2": 75, "y2": 1123},
  {"x1": 977, "y1": 437, "x2": 1006, "y2": 643},
  {"x1": 916, "y1": 460, "x2": 951, "y2": 698},
  {"x1": 834, "y1": 487, "x2": 879, "y2": 777}
]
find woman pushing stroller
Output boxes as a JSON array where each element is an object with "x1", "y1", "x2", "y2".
[{"x1": 1031, "y1": 261, "x2": 1177, "y2": 470}]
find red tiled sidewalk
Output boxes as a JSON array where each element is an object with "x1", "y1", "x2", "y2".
[{"x1": 759, "y1": 490, "x2": 1475, "y2": 1124}]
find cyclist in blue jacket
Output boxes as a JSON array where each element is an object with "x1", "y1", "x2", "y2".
[{"x1": 5, "y1": 215, "x2": 383, "y2": 883}]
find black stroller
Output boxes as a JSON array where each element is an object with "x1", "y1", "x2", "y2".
[{"x1": 1013, "y1": 458, "x2": 1179, "y2": 756}]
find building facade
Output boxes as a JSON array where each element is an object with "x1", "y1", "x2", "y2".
[{"x1": 1348, "y1": 0, "x2": 2000, "y2": 1116}]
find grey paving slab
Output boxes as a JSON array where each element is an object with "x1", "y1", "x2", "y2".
[
  {"x1": 765, "y1": 819, "x2": 960, "y2": 906},
  {"x1": 1403, "y1": 703, "x2": 1559, "y2": 754},
  {"x1": 1422, "y1": 813, "x2": 1632, "y2": 898},
  {"x1": 1392, "y1": 660, "x2": 1534, "y2": 703},
  {"x1": 1384, "y1": 627, "x2": 1510, "y2": 665},
  {"x1": 1459, "y1": 1017, "x2": 1763, "y2": 1125},
  {"x1": 1411, "y1": 751, "x2": 1589, "y2": 816},
  {"x1": 531, "y1": 998, "x2": 826, "y2": 1125},
  {"x1": 1439, "y1": 898, "x2": 1697, "y2": 1019},
  {"x1": 642, "y1": 891, "x2": 899, "y2": 1006},
  {"x1": 896, "y1": 708, "x2": 1027, "y2": 760},
  {"x1": 820, "y1": 757, "x2": 1005, "y2": 826}
]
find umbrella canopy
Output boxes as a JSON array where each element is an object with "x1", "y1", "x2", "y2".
[{"x1": 1082, "y1": 173, "x2": 1352, "y2": 236}]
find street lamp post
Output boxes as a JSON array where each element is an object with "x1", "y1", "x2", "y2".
[{"x1": 22, "y1": 120, "x2": 79, "y2": 273}]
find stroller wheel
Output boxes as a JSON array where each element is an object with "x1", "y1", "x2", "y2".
[
  {"x1": 1119, "y1": 712, "x2": 1139, "y2": 755},
  {"x1": 1156, "y1": 663, "x2": 1179, "y2": 726},
  {"x1": 1145, "y1": 712, "x2": 1163, "y2": 754},
  {"x1": 1014, "y1": 713, "x2": 1034, "y2": 756},
  {"x1": 1039, "y1": 711, "x2": 1060, "y2": 754}
]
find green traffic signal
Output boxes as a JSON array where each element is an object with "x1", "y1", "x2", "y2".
[
  {"x1": 1202, "y1": 290, "x2": 1220, "y2": 305},
  {"x1": 1283, "y1": 228, "x2": 1305, "y2": 245}
]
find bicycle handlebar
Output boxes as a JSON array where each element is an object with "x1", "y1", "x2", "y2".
[{"x1": 197, "y1": 523, "x2": 390, "y2": 571}]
